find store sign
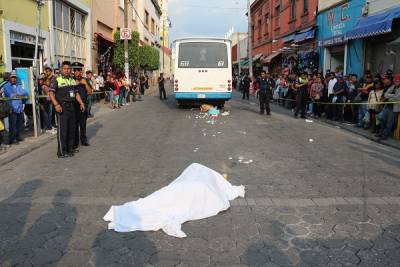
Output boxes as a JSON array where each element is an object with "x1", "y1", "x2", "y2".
[
  {"x1": 120, "y1": 28, "x2": 132, "y2": 40},
  {"x1": 10, "y1": 31, "x2": 44, "y2": 46},
  {"x1": 317, "y1": 0, "x2": 363, "y2": 45}
]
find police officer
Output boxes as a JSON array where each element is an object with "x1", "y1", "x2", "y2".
[
  {"x1": 256, "y1": 70, "x2": 274, "y2": 115},
  {"x1": 48, "y1": 61, "x2": 85, "y2": 158},
  {"x1": 71, "y1": 62, "x2": 90, "y2": 148},
  {"x1": 294, "y1": 71, "x2": 309, "y2": 119}
]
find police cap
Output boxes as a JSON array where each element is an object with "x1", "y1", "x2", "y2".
[{"x1": 71, "y1": 62, "x2": 84, "y2": 71}]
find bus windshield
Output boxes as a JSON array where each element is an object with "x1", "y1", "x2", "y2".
[{"x1": 178, "y1": 42, "x2": 228, "y2": 69}]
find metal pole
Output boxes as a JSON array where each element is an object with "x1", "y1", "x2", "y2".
[
  {"x1": 162, "y1": 19, "x2": 165, "y2": 73},
  {"x1": 124, "y1": 0, "x2": 130, "y2": 82},
  {"x1": 247, "y1": 0, "x2": 253, "y2": 78},
  {"x1": 238, "y1": 35, "x2": 241, "y2": 77},
  {"x1": 32, "y1": 0, "x2": 43, "y2": 138}
]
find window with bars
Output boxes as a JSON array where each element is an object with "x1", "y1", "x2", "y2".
[
  {"x1": 304, "y1": 0, "x2": 308, "y2": 12},
  {"x1": 76, "y1": 12, "x2": 81, "y2": 35},
  {"x1": 63, "y1": 3, "x2": 70, "y2": 31},
  {"x1": 275, "y1": 6, "x2": 280, "y2": 26},
  {"x1": 70, "y1": 9, "x2": 75, "y2": 33},
  {"x1": 54, "y1": 1, "x2": 62, "y2": 28}
]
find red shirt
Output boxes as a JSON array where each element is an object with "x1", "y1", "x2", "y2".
[{"x1": 114, "y1": 81, "x2": 120, "y2": 95}]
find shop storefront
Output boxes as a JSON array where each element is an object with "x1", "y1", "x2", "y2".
[
  {"x1": 345, "y1": 5, "x2": 400, "y2": 74},
  {"x1": 317, "y1": 0, "x2": 364, "y2": 76},
  {"x1": 2, "y1": 20, "x2": 50, "y2": 72}
]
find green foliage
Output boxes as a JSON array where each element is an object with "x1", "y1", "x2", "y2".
[
  {"x1": 139, "y1": 45, "x2": 160, "y2": 71},
  {"x1": 112, "y1": 31, "x2": 140, "y2": 71}
]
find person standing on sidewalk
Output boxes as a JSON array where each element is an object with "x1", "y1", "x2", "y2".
[
  {"x1": 294, "y1": 72, "x2": 309, "y2": 119},
  {"x1": 357, "y1": 74, "x2": 374, "y2": 129},
  {"x1": 242, "y1": 75, "x2": 250, "y2": 100},
  {"x1": 256, "y1": 71, "x2": 274, "y2": 115},
  {"x1": 332, "y1": 75, "x2": 348, "y2": 122},
  {"x1": 48, "y1": 61, "x2": 85, "y2": 158},
  {"x1": 3, "y1": 71, "x2": 25, "y2": 145},
  {"x1": 158, "y1": 73, "x2": 167, "y2": 100},
  {"x1": 85, "y1": 70, "x2": 94, "y2": 117},
  {"x1": 378, "y1": 74, "x2": 400, "y2": 140},
  {"x1": 72, "y1": 62, "x2": 90, "y2": 148}
]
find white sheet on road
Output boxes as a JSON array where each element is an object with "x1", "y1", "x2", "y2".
[{"x1": 104, "y1": 163, "x2": 245, "y2": 237}]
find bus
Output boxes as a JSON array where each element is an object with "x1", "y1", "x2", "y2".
[{"x1": 173, "y1": 38, "x2": 232, "y2": 107}]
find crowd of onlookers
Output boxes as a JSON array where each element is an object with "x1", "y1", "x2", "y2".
[
  {"x1": 0, "y1": 67, "x2": 155, "y2": 153},
  {"x1": 236, "y1": 69, "x2": 400, "y2": 141}
]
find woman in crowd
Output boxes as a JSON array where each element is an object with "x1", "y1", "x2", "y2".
[
  {"x1": 368, "y1": 79, "x2": 384, "y2": 134},
  {"x1": 310, "y1": 76, "x2": 324, "y2": 118}
]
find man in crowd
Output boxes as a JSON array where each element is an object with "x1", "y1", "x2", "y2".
[
  {"x1": 48, "y1": 61, "x2": 85, "y2": 158},
  {"x1": 327, "y1": 72, "x2": 337, "y2": 119},
  {"x1": 256, "y1": 71, "x2": 274, "y2": 115},
  {"x1": 332, "y1": 75, "x2": 348, "y2": 122},
  {"x1": 44, "y1": 67, "x2": 56, "y2": 128},
  {"x1": 378, "y1": 74, "x2": 400, "y2": 140},
  {"x1": 85, "y1": 70, "x2": 94, "y2": 117},
  {"x1": 294, "y1": 71, "x2": 309, "y2": 119},
  {"x1": 242, "y1": 74, "x2": 250, "y2": 100},
  {"x1": 72, "y1": 62, "x2": 90, "y2": 148},
  {"x1": 3, "y1": 71, "x2": 24, "y2": 145},
  {"x1": 158, "y1": 73, "x2": 167, "y2": 100}
]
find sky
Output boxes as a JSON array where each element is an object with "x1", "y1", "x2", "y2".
[{"x1": 168, "y1": 0, "x2": 249, "y2": 45}]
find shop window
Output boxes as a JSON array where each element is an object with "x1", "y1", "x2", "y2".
[{"x1": 291, "y1": 0, "x2": 296, "y2": 20}]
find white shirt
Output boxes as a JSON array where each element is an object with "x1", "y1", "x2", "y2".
[{"x1": 328, "y1": 78, "x2": 337, "y2": 95}]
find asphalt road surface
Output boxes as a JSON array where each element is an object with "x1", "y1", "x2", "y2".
[{"x1": 1, "y1": 86, "x2": 400, "y2": 266}]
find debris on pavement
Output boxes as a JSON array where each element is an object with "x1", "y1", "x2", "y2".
[
  {"x1": 309, "y1": 138, "x2": 314, "y2": 143},
  {"x1": 237, "y1": 130, "x2": 247, "y2": 135},
  {"x1": 193, "y1": 148, "x2": 199, "y2": 152},
  {"x1": 221, "y1": 111, "x2": 230, "y2": 116},
  {"x1": 305, "y1": 119, "x2": 313, "y2": 123},
  {"x1": 200, "y1": 104, "x2": 214, "y2": 112}
]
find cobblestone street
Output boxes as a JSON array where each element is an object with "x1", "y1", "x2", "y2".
[{"x1": 0, "y1": 88, "x2": 400, "y2": 266}]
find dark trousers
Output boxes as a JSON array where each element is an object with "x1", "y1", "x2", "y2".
[
  {"x1": 75, "y1": 103, "x2": 88, "y2": 147},
  {"x1": 332, "y1": 96, "x2": 344, "y2": 121},
  {"x1": 40, "y1": 105, "x2": 52, "y2": 130},
  {"x1": 313, "y1": 99, "x2": 321, "y2": 117},
  {"x1": 56, "y1": 102, "x2": 76, "y2": 156},
  {"x1": 9, "y1": 112, "x2": 24, "y2": 142},
  {"x1": 242, "y1": 88, "x2": 249, "y2": 100},
  {"x1": 295, "y1": 92, "x2": 307, "y2": 118},
  {"x1": 259, "y1": 91, "x2": 270, "y2": 114},
  {"x1": 159, "y1": 86, "x2": 166, "y2": 99}
]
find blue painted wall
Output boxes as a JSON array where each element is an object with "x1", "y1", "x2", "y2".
[{"x1": 317, "y1": 0, "x2": 366, "y2": 76}]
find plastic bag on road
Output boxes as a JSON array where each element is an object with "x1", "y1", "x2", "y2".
[{"x1": 104, "y1": 163, "x2": 245, "y2": 238}]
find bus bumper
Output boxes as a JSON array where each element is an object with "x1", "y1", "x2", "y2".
[{"x1": 174, "y1": 92, "x2": 232, "y2": 100}]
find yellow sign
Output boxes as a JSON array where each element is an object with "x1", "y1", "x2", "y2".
[{"x1": 193, "y1": 87, "x2": 212, "y2": 91}]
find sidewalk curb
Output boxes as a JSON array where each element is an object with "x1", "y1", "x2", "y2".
[{"x1": 0, "y1": 109, "x2": 105, "y2": 167}]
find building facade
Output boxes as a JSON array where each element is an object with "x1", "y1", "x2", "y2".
[
  {"x1": 135, "y1": 0, "x2": 161, "y2": 46},
  {"x1": 347, "y1": 1, "x2": 400, "y2": 74},
  {"x1": 47, "y1": 0, "x2": 92, "y2": 70},
  {"x1": 91, "y1": 0, "x2": 138, "y2": 73},
  {"x1": 317, "y1": 0, "x2": 364, "y2": 76},
  {"x1": 0, "y1": 0, "x2": 51, "y2": 72},
  {"x1": 250, "y1": 0, "x2": 318, "y2": 75}
]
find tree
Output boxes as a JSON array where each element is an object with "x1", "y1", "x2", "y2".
[
  {"x1": 112, "y1": 31, "x2": 140, "y2": 72},
  {"x1": 139, "y1": 45, "x2": 160, "y2": 71}
]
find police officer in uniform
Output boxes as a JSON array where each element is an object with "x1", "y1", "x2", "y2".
[
  {"x1": 256, "y1": 70, "x2": 274, "y2": 115},
  {"x1": 71, "y1": 62, "x2": 90, "y2": 148},
  {"x1": 48, "y1": 61, "x2": 85, "y2": 158}
]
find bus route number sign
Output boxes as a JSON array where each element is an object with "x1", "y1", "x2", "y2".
[
  {"x1": 180, "y1": 61, "x2": 190, "y2": 67},
  {"x1": 120, "y1": 28, "x2": 132, "y2": 40}
]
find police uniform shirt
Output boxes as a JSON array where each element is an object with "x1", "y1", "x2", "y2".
[{"x1": 49, "y1": 75, "x2": 78, "y2": 103}]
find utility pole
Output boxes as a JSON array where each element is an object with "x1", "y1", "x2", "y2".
[
  {"x1": 124, "y1": 0, "x2": 130, "y2": 82},
  {"x1": 238, "y1": 35, "x2": 241, "y2": 77},
  {"x1": 247, "y1": 0, "x2": 253, "y2": 78},
  {"x1": 162, "y1": 18, "x2": 165, "y2": 73},
  {"x1": 32, "y1": 0, "x2": 44, "y2": 138}
]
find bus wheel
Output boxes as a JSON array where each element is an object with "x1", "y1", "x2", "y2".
[{"x1": 177, "y1": 100, "x2": 185, "y2": 108}]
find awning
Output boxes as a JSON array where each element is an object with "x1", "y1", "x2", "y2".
[
  {"x1": 253, "y1": 53, "x2": 263, "y2": 61},
  {"x1": 97, "y1": 33, "x2": 115, "y2": 44},
  {"x1": 345, "y1": 5, "x2": 400, "y2": 40},
  {"x1": 262, "y1": 52, "x2": 281, "y2": 63},
  {"x1": 282, "y1": 33, "x2": 296, "y2": 43},
  {"x1": 294, "y1": 27, "x2": 316, "y2": 43}
]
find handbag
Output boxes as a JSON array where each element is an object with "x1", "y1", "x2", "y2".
[{"x1": 0, "y1": 101, "x2": 11, "y2": 119}]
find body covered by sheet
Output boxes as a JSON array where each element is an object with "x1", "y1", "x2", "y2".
[{"x1": 104, "y1": 163, "x2": 245, "y2": 237}]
